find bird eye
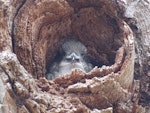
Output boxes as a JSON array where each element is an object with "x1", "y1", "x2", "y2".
[
  {"x1": 65, "y1": 52, "x2": 80, "y2": 62},
  {"x1": 75, "y1": 58, "x2": 80, "y2": 62},
  {"x1": 65, "y1": 57, "x2": 72, "y2": 62}
]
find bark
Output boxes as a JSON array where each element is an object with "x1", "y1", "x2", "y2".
[{"x1": 0, "y1": 0, "x2": 149, "y2": 113}]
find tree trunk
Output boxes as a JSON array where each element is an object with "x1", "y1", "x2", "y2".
[{"x1": 0, "y1": 0, "x2": 149, "y2": 113}]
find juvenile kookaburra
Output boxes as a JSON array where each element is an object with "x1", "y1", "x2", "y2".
[{"x1": 47, "y1": 39, "x2": 93, "y2": 80}]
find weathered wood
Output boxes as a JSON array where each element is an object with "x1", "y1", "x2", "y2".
[{"x1": 0, "y1": 0, "x2": 149, "y2": 113}]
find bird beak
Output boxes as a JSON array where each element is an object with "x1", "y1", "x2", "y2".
[{"x1": 72, "y1": 57, "x2": 76, "y2": 65}]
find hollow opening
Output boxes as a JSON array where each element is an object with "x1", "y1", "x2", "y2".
[
  {"x1": 13, "y1": 0, "x2": 125, "y2": 79},
  {"x1": 44, "y1": 6, "x2": 124, "y2": 79},
  {"x1": 46, "y1": 21, "x2": 123, "y2": 79}
]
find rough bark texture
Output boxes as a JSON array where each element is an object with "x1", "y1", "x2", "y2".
[
  {"x1": 123, "y1": 0, "x2": 150, "y2": 112},
  {"x1": 0, "y1": 0, "x2": 149, "y2": 113}
]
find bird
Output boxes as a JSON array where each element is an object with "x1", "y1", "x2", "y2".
[{"x1": 46, "y1": 39, "x2": 93, "y2": 80}]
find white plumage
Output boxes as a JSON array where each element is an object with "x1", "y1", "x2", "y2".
[{"x1": 47, "y1": 39, "x2": 93, "y2": 80}]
